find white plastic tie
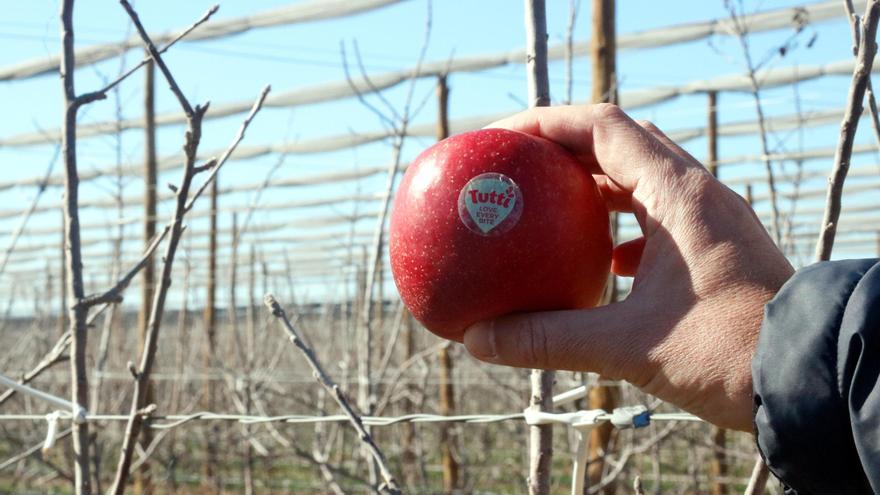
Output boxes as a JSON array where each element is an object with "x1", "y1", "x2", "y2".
[
  {"x1": 523, "y1": 406, "x2": 605, "y2": 495},
  {"x1": 609, "y1": 405, "x2": 651, "y2": 429},
  {"x1": 42, "y1": 411, "x2": 62, "y2": 453},
  {"x1": 551, "y1": 385, "x2": 587, "y2": 407},
  {"x1": 0, "y1": 371, "x2": 89, "y2": 424},
  {"x1": 523, "y1": 407, "x2": 605, "y2": 427}
]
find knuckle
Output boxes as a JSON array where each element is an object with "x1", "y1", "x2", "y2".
[
  {"x1": 593, "y1": 102, "x2": 626, "y2": 122},
  {"x1": 637, "y1": 119, "x2": 659, "y2": 132}
]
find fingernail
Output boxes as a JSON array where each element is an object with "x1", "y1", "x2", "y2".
[{"x1": 463, "y1": 321, "x2": 498, "y2": 360}]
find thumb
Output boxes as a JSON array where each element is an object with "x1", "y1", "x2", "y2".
[{"x1": 462, "y1": 304, "x2": 642, "y2": 379}]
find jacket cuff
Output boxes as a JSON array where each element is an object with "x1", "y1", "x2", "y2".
[{"x1": 752, "y1": 258, "x2": 877, "y2": 494}]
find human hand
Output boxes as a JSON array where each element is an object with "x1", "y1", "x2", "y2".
[{"x1": 462, "y1": 104, "x2": 794, "y2": 431}]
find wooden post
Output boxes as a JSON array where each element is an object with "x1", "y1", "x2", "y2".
[
  {"x1": 45, "y1": 261, "x2": 53, "y2": 324},
  {"x1": 243, "y1": 244, "x2": 256, "y2": 495},
  {"x1": 401, "y1": 311, "x2": 418, "y2": 487},
  {"x1": 437, "y1": 75, "x2": 451, "y2": 138},
  {"x1": 203, "y1": 177, "x2": 219, "y2": 493},
  {"x1": 524, "y1": 2, "x2": 553, "y2": 494},
  {"x1": 134, "y1": 52, "x2": 157, "y2": 495},
  {"x1": 590, "y1": 0, "x2": 616, "y2": 105},
  {"x1": 588, "y1": 1, "x2": 620, "y2": 493},
  {"x1": 706, "y1": 90, "x2": 728, "y2": 495},
  {"x1": 436, "y1": 74, "x2": 459, "y2": 494},
  {"x1": 707, "y1": 91, "x2": 719, "y2": 178},
  {"x1": 59, "y1": 211, "x2": 67, "y2": 337}
]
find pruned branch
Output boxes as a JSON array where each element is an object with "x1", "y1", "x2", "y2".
[
  {"x1": 0, "y1": 332, "x2": 70, "y2": 407},
  {"x1": 80, "y1": 225, "x2": 170, "y2": 307},
  {"x1": 79, "y1": 4, "x2": 219, "y2": 105},
  {"x1": 264, "y1": 294, "x2": 401, "y2": 495},
  {"x1": 119, "y1": 0, "x2": 196, "y2": 115},
  {"x1": 184, "y1": 86, "x2": 271, "y2": 213},
  {"x1": 727, "y1": 0, "x2": 784, "y2": 245},
  {"x1": 744, "y1": 455, "x2": 771, "y2": 495},
  {"x1": 843, "y1": 0, "x2": 880, "y2": 153},
  {"x1": 0, "y1": 302, "x2": 111, "y2": 408},
  {"x1": 816, "y1": 0, "x2": 880, "y2": 260},
  {"x1": 0, "y1": 145, "x2": 59, "y2": 279},
  {"x1": 105, "y1": 3, "x2": 271, "y2": 492}
]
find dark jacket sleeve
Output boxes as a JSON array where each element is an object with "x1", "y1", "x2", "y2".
[{"x1": 752, "y1": 258, "x2": 880, "y2": 495}]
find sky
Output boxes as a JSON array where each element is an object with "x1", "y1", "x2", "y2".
[{"x1": 0, "y1": 0, "x2": 877, "y2": 312}]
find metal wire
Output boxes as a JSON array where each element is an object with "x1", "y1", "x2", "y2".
[{"x1": 0, "y1": 410, "x2": 700, "y2": 429}]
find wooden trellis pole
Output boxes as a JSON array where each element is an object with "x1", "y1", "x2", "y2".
[
  {"x1": 706, "y1": 90, "x2": 728, "y2": 495},
  {"x1": 707, "y1": 91, "x2": 719, "y2": 178},
  {"x1": 588, "y1": 1, "x2": 619, "y2": 493},
  {"x1": 435, "y1": 74, "x2": 459, "y2": 494},
  {"x1": 203, "y1": 177, "x2": 220, "y2": 492},
  {"x1": 135, "y1": 52, "x2": 157, "y2": 495},
  {"x1": 58, "y1": 211, "x2": 66, "y2": 337}
]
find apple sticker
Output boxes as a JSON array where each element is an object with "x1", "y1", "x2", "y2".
[{"x1": 457, "y1": 173, "x2": 523, "y2": 236}]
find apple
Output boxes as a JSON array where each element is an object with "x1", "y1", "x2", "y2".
[{"x1": 389, "y1": 128, "x2": 612, "y2": 342}]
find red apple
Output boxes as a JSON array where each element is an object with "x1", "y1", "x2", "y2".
[{"x1": 389, "y1": 128, "x2": 611, "y2": 342}]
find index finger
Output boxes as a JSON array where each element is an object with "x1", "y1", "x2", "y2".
[{"x1": 487, "y1": 104, "x2": 703, "y2": 210}]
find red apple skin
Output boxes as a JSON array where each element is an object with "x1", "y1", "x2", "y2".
[{"x1": 389, "y1": 128, "x2": 612, "y2": 342}]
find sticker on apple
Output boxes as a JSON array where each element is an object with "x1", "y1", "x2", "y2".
[{"x1": 457, "y1": 173, "x2": 523, "y2": 236}]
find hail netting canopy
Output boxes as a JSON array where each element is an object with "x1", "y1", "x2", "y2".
[{"x1": 0, "y1": 0, "x2": 876, "y2": 309}]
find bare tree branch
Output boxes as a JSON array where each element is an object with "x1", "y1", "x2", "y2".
[
  {"x1": 119, "y1": 0, "x2": 195, "y2": 115},
  {"x1": 816, "y1": 0, "x2": 880, "y2": 260},
  {"x1": 184, "y1": 86, "x2": 272, "y2": 213},
  {"x1": 564, "y1": 0, "x2": 581, "y2": 104},
  {"x1": 727, "y1": 0, "x2": 783, "y2": 245},
  {"x1": 0, "y1": 302, "x2": 111, "y2": 408},
  {"x1": 78, "y1": 5, "x2": 219, "y2": 106},
  {"x1": 743, "y1": 455, "x2": 771, "y2": 495},
  {"x1": 0, "y1": 146, "x2": 60, "y2": 279},
  {"x1": 264, "y1": 294, "x2": 402, "y2": 495},
  {"x1": 844, "y1": 0, "x2": 880, "y2": 149},
  {"x1": 80, "y1": 225, "x2": 170, "y2": 307},
  {"x1": 105, "y1": 4, "x2": 271, "y2": 492}
]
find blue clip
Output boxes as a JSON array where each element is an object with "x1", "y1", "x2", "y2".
[
  {"x1": 632, "y1": 410, "x2": 651, "y2": 428},
  {"x1": 609, "y1": 405, "x2": 650, "y2": 429}
]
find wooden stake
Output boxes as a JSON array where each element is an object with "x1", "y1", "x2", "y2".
[
  {"x1": 590, "y1": 0, "x2": 616, "y2": 104},
  {"x1": 705, "y1": 89, "x2": 728, "y2": 495},
  {"x1": 436, "y1": 74, "x2": 459, "y2": 494},
  {"x1": 134, "y1": 51, "x2": 157, "y2": 495},
  {"x1": 707, "y1": 91, "x2": 719, "y2": 178},
  {"x1": 203, "y1": 176, "x2": 220, "y2": 493},
  {"x1": 588, "y1": 2, "x2": 619, "y2": 493},
  {"x1": 59, "y1": 210, "x2": 67, "y2": 338}
]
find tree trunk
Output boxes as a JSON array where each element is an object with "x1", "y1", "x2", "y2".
[{"x1": 524, "y1": 1, "x2": 554, "y2": 493}]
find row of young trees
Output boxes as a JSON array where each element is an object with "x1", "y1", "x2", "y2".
[{"x1": 0, "y1": 0, "x2": 878, "y2": 494}]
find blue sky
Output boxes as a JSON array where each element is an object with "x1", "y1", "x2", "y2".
[{"x1": 0, "y1": 0, "x2": 876, "y2": 310}]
